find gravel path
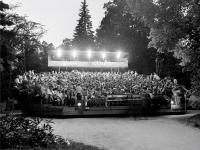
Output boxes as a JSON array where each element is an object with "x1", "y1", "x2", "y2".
[{"x1": 52, "y1": 111, "x2": 200, "y2": 150}]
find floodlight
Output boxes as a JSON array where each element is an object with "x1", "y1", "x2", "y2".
[
  {"x1": 77, "y1": 102, "x2": 82, "y2": 107},
  {"x1": 102, "y1": 52, "x2": 105, "y2": 59},
  {"x1": 117, "y1": 51, "x2": 121, "y2": 59},
  {"x1": 57, "y1": 49, "x2": 61, "y2": 57},
  {"x1": 88, "y1": 50, "x2": 91, "y2": 58},
  {"x1": 73, "y1": 50, "x2": 76, "y2": 58}
]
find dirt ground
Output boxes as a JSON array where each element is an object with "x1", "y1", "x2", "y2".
[{"x1": 51, "y1": 110, "x2": 200, "y2": 150}]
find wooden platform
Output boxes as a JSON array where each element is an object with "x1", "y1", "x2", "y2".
[
  {"x1": 17, "y1": 94, "x2": 187, "y2": 117},
  {"x1": 24, "y1": 105, "x2": 186, "y2": 117}
]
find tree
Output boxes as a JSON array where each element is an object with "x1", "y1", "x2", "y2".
[
  {"x1": 0, "y1": 1, "x2": 18, "y2": 101},
  {"x1": 39, "y1": 41, "x2": 56, "y2": 71},
  {"x1": 126, "y1": 0, "x2": 200, "y2": 94},
  {"x1": 72, "y1": 0, "x2": 95, "y2": 50},
  {"x1": 58, "y1": 38, "x2": 73, "y2": 50},
  {"x1": 96, "y1": 0, "x2": 157, "y2": 74},
  {"x1": 7, "y1": 12, "x2": 46, "y2": 71},
  {"x1": 0, "y1": 1, "x2": 47, "y2": 101},
  {"x1": 0, "y1": 1, "x2": 16, "y2": 72},
  {"x1": 62, "y1": 38, "x2": 73, "y2": 49}
]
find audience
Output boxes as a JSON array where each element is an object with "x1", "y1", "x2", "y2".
[{"x1": 14, "y1": 70, "x2": 186, "y2": 107}]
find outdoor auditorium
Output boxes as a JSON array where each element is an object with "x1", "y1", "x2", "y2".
[{"x1": 11, "y1": 50, "x2": 189, "y2": 116}]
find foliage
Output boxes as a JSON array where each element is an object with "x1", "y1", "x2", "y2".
[
  {"x1": 190, "y1": 99, "x2": 200, "y2": 110},
  {"x1": 7, "y1": 12, "x2": 46, "y2": 71},
  {"x1": 0, "y1": 1, "x2": 17, "y2": 102},
  {"x1": 0, "y1": 1, "x2": 47, "y2": 101},
  {"x1": 125, "y1": 0, "x2": 200, "y2": 95},
  {"x1": 96, "y1": 0, "x2": 157, "y2": 74},
  {"x1": 26, "y1": 51, "x2": 44, "y2": 72},
  {"x1": 24, "y1": 41, "x2": 56, "y2": 72},
  {"x1": 73, "y1": 0, "x2": 95, "y2": 50},
  {"x1": 187, "y1": 114, "x2": 200, "y2": 128},
  {"x1": 38, "y1": 41, "x2": 56, "y2": 72},
  {"x1": 0, "y1": 58, "x2": 4, "y2": 72},
  {"x1": 1, "y1": 1, "x2": 46, "y2": 73},
  {"x1": 1, "y1": 115, "x2": 56, "y2": 149},
  {"x1": 0, "y1": 1, "x2": 16, "y2": 72},
  {"x1": 58, "y1": 38, "x2": 73, "y2": 50},
  {"x1": 13, "y1": 79, "x2": 43, "y2": 104},
  {"x1": 0, "y1": 115, "x2": 104, "y2": 150}
]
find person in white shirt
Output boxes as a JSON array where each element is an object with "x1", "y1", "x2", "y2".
[
  {"x1": 46, "y1": 86, "x2": 54, "y2": 103},
  {"x1": 82, "y1": 86, "x2": 89, "y2": 108},
  {"x1": 76, "y1": 83, "x2": 83, "y2": 100},
  {"x1": 54, "y1": 89, "x2": 63, "y2": 106}
]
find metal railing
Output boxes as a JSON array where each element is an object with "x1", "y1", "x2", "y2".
[{"x1": 37, "y1": 94, "x2": 170, "y2": 108}]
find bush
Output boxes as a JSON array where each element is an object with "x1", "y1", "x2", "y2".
[
  {"x1": 187, "y1": 114, "x2": 200, "y2": 128},
  {"x1": 0, "y1": 115, "x2": 104, "y2": 150},
  {"x1": 190, "y1": 100, "x2": 200, "y2": 110},
  {"x1": 187, "y1": 95, "x2": 200, "y2": 110},
  {"x1": 0, "y1": 115, "x2": 56, "y2": 149}
]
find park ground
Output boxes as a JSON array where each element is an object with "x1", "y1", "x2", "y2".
[
  {"x1": 52, "y1": 110, "x2": 200, "y2": 150},
  {"x1": 1, "y1": 109, "x2": 200, "y2": 150}
]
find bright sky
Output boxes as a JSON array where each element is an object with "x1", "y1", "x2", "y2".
[{"x1": 4, "y1": 0, "x2": 110, "y2": 47}]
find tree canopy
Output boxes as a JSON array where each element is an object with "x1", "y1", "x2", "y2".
[
  {"x1": 1, "y1": 0, "x2": 200, "y2": 98},
  {"x1": 0, "y1": 1, "x2": 16, "y2": 72},
  {"x1": 96, "y1": 0, "x2": 157, "y2": 74},
  {"x1": 0, "y1": 1, "x2": 48, "y2": 101},
  {"x1": 72, "y1": 0, "x2": 95, "y2": 50},
  {"x1": 126, "y1": 0, "x2": 200, "y2": 95}
]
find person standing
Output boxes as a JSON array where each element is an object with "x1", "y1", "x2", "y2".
[
  {"x1": 76, "y1": 83, "x2": 83, "y2": 100},
  {"x1": 82, "y1": 86, "x2": 89, "y2": 109}
]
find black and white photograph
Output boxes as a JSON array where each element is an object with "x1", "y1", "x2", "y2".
[{"x1": 1, "y1": 0, "x2": 200, "y2": 149}]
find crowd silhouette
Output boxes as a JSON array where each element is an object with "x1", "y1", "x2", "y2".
[{"x1": 13, "y1": 70, "x2": 189, "y2": 107}]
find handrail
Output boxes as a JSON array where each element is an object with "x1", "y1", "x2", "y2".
[{"x1": 107, "y1": 94, "x2": 140, "y2": 98}]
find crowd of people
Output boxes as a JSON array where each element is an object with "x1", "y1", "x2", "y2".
[{"x1": 13, "y1": 70, "x2": 189, "y2": 107}]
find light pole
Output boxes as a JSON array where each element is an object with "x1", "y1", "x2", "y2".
[
  {"x1": 73, "y1": 50, "x2": 76, "y2": 61},
  {"x1": 57, "y1": 48, "x2": 61, "y2": 72},
  {"x1": 88, "y1": 50, "x2": 91, "y2": 62},
  {"x1": 117, "y1": 51, "x2": 120, "y2": 72},
  {"x1": 88, "y1": 50, "x2": 91, "y2": 68},
  {"x1": 72, "y1": 50, "x2": 77, "y2": 70},
  {"x1": 102, "y1": 52, "x2": 105, "y2": 72},
  {"x1": 102, "y1": 52, "x2": 105, "y2": 60}
]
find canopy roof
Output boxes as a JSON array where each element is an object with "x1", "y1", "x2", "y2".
[{"x1": 48, "y1": 50, "x2": 129, "y2": 68}]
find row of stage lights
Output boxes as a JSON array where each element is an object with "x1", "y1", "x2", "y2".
[{"x1": 57, "y1": 49, "x2": 121, "y2": 59}]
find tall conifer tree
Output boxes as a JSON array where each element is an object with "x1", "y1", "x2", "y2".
[{"x1": 73, "y1": 0, "x2": 94, "y2": 50}]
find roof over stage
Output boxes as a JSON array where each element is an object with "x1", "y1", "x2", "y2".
[{"x1": 48, "y1": 50, "x2": 129, "y2": 68}]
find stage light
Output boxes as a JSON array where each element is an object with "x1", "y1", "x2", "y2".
[
  {"x1": 117, "y1": 51, "x2": 121, "y2": 59},
  {"x1": 88, "y1": 50, "x2": 91, "y2": 58},
  {"x1": 73, "y1": 50, "x2": 76, "y2": 58},
  {"x1": 77, "y1": 102, "x2": 82, "y2": 107},
  {"x1": 57, "y1": 49, "x2": 61, "y2": 57},
  {"x1": 102, "y1": 52, "x2": 105, "y2": 59}
]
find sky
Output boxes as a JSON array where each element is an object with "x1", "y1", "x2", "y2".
[{"x1": 5, "y1": 0, "x2": 111, "y2": 47}]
